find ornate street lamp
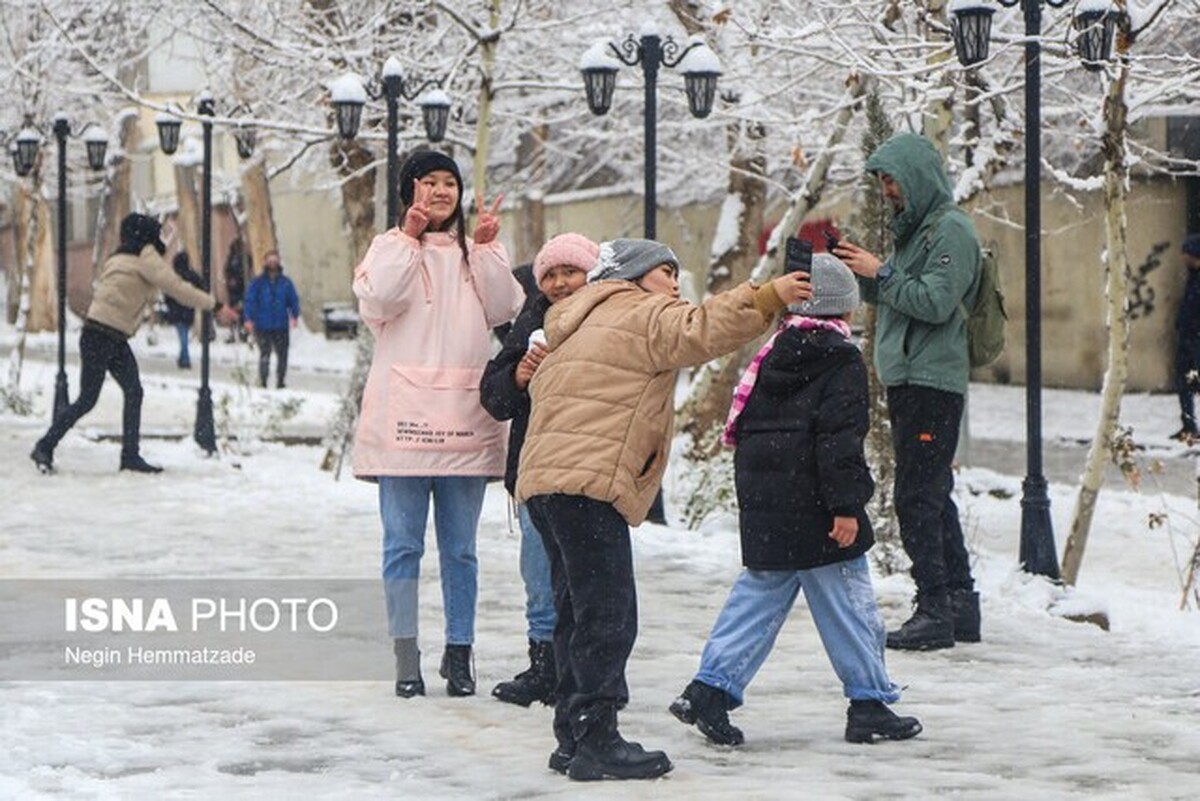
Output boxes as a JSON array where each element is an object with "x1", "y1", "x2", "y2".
[
  {"x1": 155, "y1": 93, "x2": 221, "y2": 454},
  {"x1": 948, "y1": 1, "x2": 996, "y2": 67},
  {"x1": 948, "y1": 0, "x2": 1126, "y2": 580},
  {"x1": 578, "y1": 24, "x2": 721, "y2": 238},
  {"x1": 156, "y1": 111, "x2": 183, "y2": 156},
  {"x1": 1074, "y1": 1, "x2": 1119, "y2": 71},
  {"x1": 579, "y1": 24, "x2": 720, "y2": 525},
  {"x1": 233, "y1": 123, "x2": 257, "y2": 160},
  {"x1": 331, "y1": 60, "x2": 451, "y2": 230},
  {"x1": 49, "y1": 114, "x2": 109, "y2": 414},
  {"x1": 14, "y1": 128, "x2": 42, "y2": 177}
]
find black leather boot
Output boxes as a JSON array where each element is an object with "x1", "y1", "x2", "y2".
[
  {"x1": 393, "y1": 638, "x2": 424, "y2": 698},
  {"x1": 492, "y1": 639, "x2": 556, "y2": 707},
  {"x1": 886, "y1": 592, "x2": 955, "y2": 651},
  {"x1": 668, "y1": 680, "x2": 744, "y2": 746},
  {"x1": 439, "y1": 644, "x2": 475, "y2": 697},
  {"x1": 119, "y1": 454, "x2": 163, "y2": 473},
  {"x1": 951, "y1": 588, "x2": 981, "y2": 643},
  {"x1": 567, "y1": 705, "x2": 672, "y2": 781},
  {"x1": 845, "y1": 700, "x2": 922, "y2": 743}
]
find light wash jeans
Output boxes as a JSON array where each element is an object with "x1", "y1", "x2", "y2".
[
  {"x1": 379, "y1": 476, "x2": 487, "y2": 645},
  {"x1": 516, "y1": 503, "x2": 556, "y2": 642},
  {"x1": 694, "y1": 555, "x2": 900, "y2": 706}
]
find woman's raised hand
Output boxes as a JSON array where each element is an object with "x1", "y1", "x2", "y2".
[
  {"x1": 402, "y1": 179, "x2": 431, "y2": 239},
  {"x1": 473, "y1": 190, "x2": 503, "y2": 245}
]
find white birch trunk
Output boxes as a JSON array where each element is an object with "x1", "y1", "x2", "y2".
[{"x1": 1061, "y1": 49, "x2": 1133, "y2": 587}]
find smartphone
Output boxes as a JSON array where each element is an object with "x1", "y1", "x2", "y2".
[
  {"x1": 823, "y1": 230, "x2": 840, "y2": 253},
  {"x1": 784, "y1": 236, "x2": 813, "y2": 276}
]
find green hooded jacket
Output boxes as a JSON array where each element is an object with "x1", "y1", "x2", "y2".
[{"x1": 860, "y1": 133, "x2": 981, "y2": 395}]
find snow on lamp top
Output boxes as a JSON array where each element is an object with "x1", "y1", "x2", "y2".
[
  {"x1": 579, "y1": 40, "x2": 620, "y2": 71},
  {"x1": 638, "y1": 20, "x2": 662, "y2": 39},
  {"x1": 948, "y1": 0, "x2": 994, "y2": 13},
  {"x1": 418, "y1": 89, "x2": 450, "y2": 109},
  {"x1": 329, "y1": 73, "x2": 368, "y2": 104},
  {"x1": 82, "y1": 126, "x2": 109, "y2": 144},
  {"x1": 382, "y1": 56, "x2": 404, "y2": 80},
  {"x1": 1076, "y1": 0, "x2": 1117, "y2": 13},
  {"x1": 679, "y1": 37, "x2": 722, "y2": 75}
]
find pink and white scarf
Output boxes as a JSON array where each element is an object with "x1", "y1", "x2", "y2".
[{"x1": 721, "y1": 314, "x2": 852, "y2": 447}]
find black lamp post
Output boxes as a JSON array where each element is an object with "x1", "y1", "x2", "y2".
[
  {"x1": 156, "y1": 94, "x2": 230, "y2": 455},
  {"x1": 580, "y1": 26, "x2": 720, "y2": 238},
  {"x1": 49, "y1": 114, "x2": 109, "y2": 415},
  {"x1": 950, "y1": 0, "x2": 1118, "y2": 579},
  {"x1": 331, "y1": 60, "x2": 451, "y2": 231}
]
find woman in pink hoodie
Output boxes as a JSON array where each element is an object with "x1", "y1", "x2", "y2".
[{"x1": 352, "y1": 150, "x2": 525, "y2": 699}]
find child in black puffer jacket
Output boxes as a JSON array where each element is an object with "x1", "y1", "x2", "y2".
[{"x1": 670, "y1": 253, "x2": 923, "y2": 747}]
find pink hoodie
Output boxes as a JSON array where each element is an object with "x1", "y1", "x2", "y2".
[{"x1": 352, "y1": 229, "x2": 524, "y2": 478}]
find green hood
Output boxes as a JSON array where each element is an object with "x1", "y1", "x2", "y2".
[{"x1": 865, "y1": 133, "x2": 954, "y2": 245}]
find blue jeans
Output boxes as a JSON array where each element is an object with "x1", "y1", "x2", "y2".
[
  {"x1": 173, "y1": 323, "x2": 191, "y2": 366},
  {"x1": 694, "y1": 556, "x2": 899, "y2": 706},
  {"x1": 379, "y1": 476, "x2": 487, "y2": 645},
  {"x1": 517, "y1": 503, "x2": 556, "y2": 642}
]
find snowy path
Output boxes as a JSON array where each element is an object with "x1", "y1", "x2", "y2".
[{"x1": 2, "y1": 417, "x2": 1199, "y2": 799}]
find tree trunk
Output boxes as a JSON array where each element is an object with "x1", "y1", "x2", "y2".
[
  {"x1": 1061, "y1": 43, "x2": 1132, "y2": 587},
  {"x1": 174, "y1": 162, "x2": 202, "y2": 271},
  {"x1": 90, "y1": 111, "x2": 139, "y2": 313},
  {"x1": 3, "y1": 184, "x2": 39, "y2": 411},
  {"x1": 471, "y1": 0, "x2": 501, "y2": 195},
  {"x1": 27, "y1": 189, "x2": 55, "y2": 334},
  {"x1": 319, "y1": 137, "x2": 377, "y2": 473},
  {"x1": 239, "y1": 156, "x2": 278, "y2": 281}
]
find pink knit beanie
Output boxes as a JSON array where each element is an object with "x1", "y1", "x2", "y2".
[{"x1": 533, "y1": 233, "x2": 600, "y2": 285}]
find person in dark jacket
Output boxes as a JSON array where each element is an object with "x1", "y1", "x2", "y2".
[
  {"x1": 163, "y1": 252, "x2": 204, "y2": 369},
  {"x1": 835, "y1": 132, "x2": 982, "y2": 650},
  {"x1": 30, "y1": 213, "x2": 234, "y2": 474},
  {"x1": 480, "y1": 233, "x2": 599, "y2": 709},
  {"x1": 224, "y1": 238, "x2": 248, "y2": 342},
  {"x1": 670, "y1": 254, "x2": 921, "y2": 747},
  {"x1": 242, "y1": 250, "x2": 300, "y2": 388},
  {"x1": 1172, "y1": 234, "x2": 1200, "y2": 440}
]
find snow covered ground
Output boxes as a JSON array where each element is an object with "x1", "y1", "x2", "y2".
[{"x1": 2, "y1": 324, "x2": 1199, "y2": 799}]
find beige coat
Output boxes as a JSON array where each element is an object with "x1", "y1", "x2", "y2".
[
  {"x1": 88, "y1": 245, "x2": 215, "y2": 337},
  {"x1": 516, "y1": 279, "x2": 784, "y2": 525}
]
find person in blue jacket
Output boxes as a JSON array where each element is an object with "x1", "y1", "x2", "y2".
[{"x1": 243, "y1": 250, "x2": 300, "y2": 389}]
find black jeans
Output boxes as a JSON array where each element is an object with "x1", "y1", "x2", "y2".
[
  {"x1": 527, "y1": 494, "x2": 637, "y2": 744},
  {"x1": 39, "y1": 324, "x2": 143, "y2": 460},
  {"x1": 1174, "y1": 332, "x2": 1200, "y2": 431},
  {"x1": 887, "y1": 384, "x2": 973, "y2": 597},
  {"x1": 255, "y1": 328, "x2": 290, "y2": 387}
]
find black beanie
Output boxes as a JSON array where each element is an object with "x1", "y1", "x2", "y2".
[
  {"x1": 398, "y1": 150, "x2": 463, "y2": 209},
  {"x1": 119, "y1": 213, "x2": 165, "y2": 255}
]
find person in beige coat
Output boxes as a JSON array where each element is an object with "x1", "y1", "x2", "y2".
[
  {"x1": 515, "y1": 238, "x2": 812, "y2": 782},
  {"x1": 30, "y1": 213, "x2": 234, "y2": 474}
]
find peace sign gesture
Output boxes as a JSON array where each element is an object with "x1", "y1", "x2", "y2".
[
  {"x1": 402, "y1": 179, "x2": 432, "y2": 239},
  {"x1": 473, "y1": 190, "x2": 503, "y2": 245}
]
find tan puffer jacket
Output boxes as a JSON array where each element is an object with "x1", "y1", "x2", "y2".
[
  {"x1": 516, "y1": 279, "x2": 784, "y2": 526},
  {"x1": 88, "y1": 245, "x2": 215, "y2": 337}
]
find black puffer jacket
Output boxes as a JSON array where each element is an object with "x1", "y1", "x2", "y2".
[
  {"x1": 480, "y1": 294, "x2": 550, "y2": 496},
  {"x1": 733, "y1": 326, "x2": 875, "y2": 570}
]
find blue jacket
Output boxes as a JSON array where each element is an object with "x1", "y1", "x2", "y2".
[{"x1": 244, "y1": 271, "x2": 300, "y2": 331}]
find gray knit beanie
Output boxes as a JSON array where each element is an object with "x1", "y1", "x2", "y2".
[
  {"x1": 588, "y1": 238, "x2": 680, "y2": 283},
  {"x1": 787, "y1": 253, "x2": 860, "y2": 317}
]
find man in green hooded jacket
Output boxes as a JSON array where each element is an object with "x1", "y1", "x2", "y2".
[{"x1": 834, "y1": 132, "x2": 982, "y2": 651}]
